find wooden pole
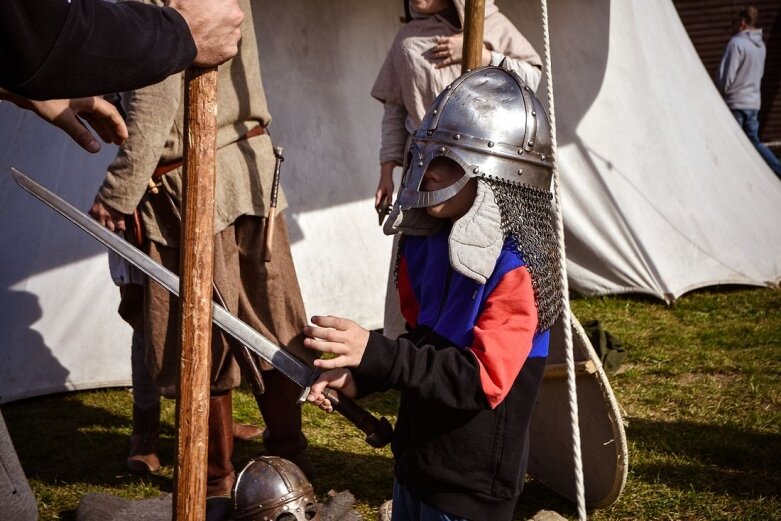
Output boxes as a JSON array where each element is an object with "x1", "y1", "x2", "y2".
[
  {"x1": 462, "y1": 0, "x2": 486, "y2": 73},
  {"x1": 173, "y1": 65, "x2": 219, "y2": 521}
]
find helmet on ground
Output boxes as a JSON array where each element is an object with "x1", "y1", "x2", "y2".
[{"x1": 232, "y1": 456, "x2": 319, "y2": 521}]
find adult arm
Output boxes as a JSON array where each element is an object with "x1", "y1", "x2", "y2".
[
  {"x1": 90, "y1": 74, "x2": 183, "y2": 231},
  {"x1": 0, "y1": 88, "x2": 128, "y2": 153},
  {"x1": 717, "y1": 40, "x2": 740, "y2": 96},
  {"x1": 376, "y1": 102, "x2": 408, "y2": 208},
  {"x1": 430, "y1": 35, "x2": 542, "y2": 91},
  {"x1": 0, "y1": 0, "x2": 242, "y2": 100},
  {"x1": 489, "y1": 53, "x2": 542, "y2": 91}
]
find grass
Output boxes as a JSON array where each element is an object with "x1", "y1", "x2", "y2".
[{"x1": 2, "y1": 287, "x2": 779, "y2": 520}]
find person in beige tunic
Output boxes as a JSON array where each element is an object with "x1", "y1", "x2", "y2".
[
  {"x1": 88, "y1": 0, "x2": 315, "y2": 501},
  {"x1": 372, "y1": 0, "x2": 543, "y2": 339}
]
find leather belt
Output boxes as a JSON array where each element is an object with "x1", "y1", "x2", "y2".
[
  {"x1": 131, "y1": 125, "x2": 266, "y2": 246},
  {"x1": 151, "y1": 125, "x2": 265, "y2": 180}
]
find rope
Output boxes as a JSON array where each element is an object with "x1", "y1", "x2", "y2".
[{"x1": 539, "y1": 1, "x2": 587, "y2": 519}]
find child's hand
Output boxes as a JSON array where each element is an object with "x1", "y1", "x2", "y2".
[
  {"x1": 306, "y1": 368, "x2": 357, "y2": 413},
  {"x1": 304, "y1": 315, "x2": 370, "y2": 369}
]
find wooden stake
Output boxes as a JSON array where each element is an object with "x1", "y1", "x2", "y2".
[
  {"x1": 173, "y1": 65, "x2": 219, "y2": 521},
  {"x1": 462, "y1": 0, "x2": 486, "y2": 73}
]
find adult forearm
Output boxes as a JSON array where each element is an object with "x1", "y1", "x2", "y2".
[
  {"x1": 379, "y1": 102, "x2": 409, "y2": 165},
  {"x1": 1, "y1": 0, "x2": 196, "y2": 99},
  {"x1": 100, "y1": 75, "x2": 183, "y2": 214}
]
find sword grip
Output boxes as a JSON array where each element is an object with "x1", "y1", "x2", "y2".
[{"x1": 323, "y1": 388, "x2": 393, "y2": 448}]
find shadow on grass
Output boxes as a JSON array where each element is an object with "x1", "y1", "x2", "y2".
[
  {"x1": 628, "y1": 418, "x2": 781, "y2": 499},
  {"x1": 233, "y1": 440, "x2": 396, "y2": 506},
  {"x1": 2, "y1": 392, "x2": 175, "y2": 492}
]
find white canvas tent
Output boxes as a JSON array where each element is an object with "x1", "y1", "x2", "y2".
[{"x1": 1, "y1": 0, "x2": 779, "y2": 404}]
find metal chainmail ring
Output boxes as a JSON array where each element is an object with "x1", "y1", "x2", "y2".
[{"x1": 483, "y1": 178, "x2": 563, "y2": 332}]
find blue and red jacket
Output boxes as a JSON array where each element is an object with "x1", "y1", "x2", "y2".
[{"x1": 353, "y1": 226, "x2": 549, "y2": 520}]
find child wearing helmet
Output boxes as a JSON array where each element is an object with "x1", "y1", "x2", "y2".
[{"x1": 305, "y1": 65, "x2": 562, "y2": 521}]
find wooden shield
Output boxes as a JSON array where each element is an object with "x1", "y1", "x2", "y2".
[{"x1": 527, "y1": 313, "x2": 628, "y2": 508}]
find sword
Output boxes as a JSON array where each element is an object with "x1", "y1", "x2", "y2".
[{"x1": 11, "y1": 167, "x2": 393, "y2": 448}]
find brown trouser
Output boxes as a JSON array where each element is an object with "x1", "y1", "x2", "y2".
[{"x1": 120, "y1": 213, "x2": 314, "y2": 398}]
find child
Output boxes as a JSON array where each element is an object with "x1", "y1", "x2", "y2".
[
  {"x1": 372, "y1": 0, "x2": 543, "y2": 340},
  {"x1": 305, "y1": 65, "x2": 562, "y2": 521}
]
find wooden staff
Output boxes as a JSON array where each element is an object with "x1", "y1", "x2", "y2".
[
  {"x1": 173, "y1": 65, "x2": 218, "y2": 521},
  {"x1": 462, "y1": 0, "x2": 486, "y2": 73}
]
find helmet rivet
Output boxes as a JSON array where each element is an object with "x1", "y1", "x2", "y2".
[
  {"x1": 283, "y1": 505, "x2": 289, "y2": 511},
  {"x1": 427, "y1": 130, "x2": 433, "y2": 136},
  {"x1": 433, "y1": 109, "x2": 438, "y2": 115},
  {"x1": 446, "y1": 84, "x2": 452, "y2": 89},
  {"x1": 487, "y1": 141, "x2": 495, "y2": 148},
  {"x1": 454, "y1": 134, "x2": 461, "y2": 140},
  {"x1": 417, "y1": 161, "x2": 423, "y2": 167},
  {"x1": 531, "y1": 111, "x2": 537, "y2": 116},
  {"x1": 473, "y1": 167, "x2": 480, "y2": 174},
  {"x1": 438, "y1": 146, "x2": 446, "y2": 154},
  {"x1": 524, "y1": 85, "x2": 530, "y2": 91},
  {"x1": 541, "y1": 155, "x2": 547, "y2": 161},
  {"x1": 517, "y1": 149, "x2": 524, "y2": 155},
  {"x1": 528, "y1": 140, "x2": 534, "y2": 147},
  {"x1": 518, "y1": 169, "x2": 523, "y2": 175}
]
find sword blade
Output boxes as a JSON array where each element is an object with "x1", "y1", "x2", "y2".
[
  {"x1": 12, "y1": 167, "x2": 393, "y2": 447},
  {"x1": 11, "y1": 167, "x2": 314, "y2": 388}
]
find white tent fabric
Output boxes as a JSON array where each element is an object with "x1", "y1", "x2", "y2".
[
  {"x1": 1, "y1": 0, "x2": 779, "y2": 403},
  {"x1": 514, "y1": 0, "x2": 781, "y2": 300},
  {"x1": 0, "y1": 109, "x2": 131, "y2": 403}
]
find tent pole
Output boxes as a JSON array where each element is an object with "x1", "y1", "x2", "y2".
[
  {"x1": 172, "y1": 66, "x2": 219, "y2": 521},
  {"x1": 462, "y1": 0, "x2": 485, "y2": 73}
]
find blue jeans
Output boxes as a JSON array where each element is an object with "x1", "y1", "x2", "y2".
[
  {"x1": 731, "y1": 109, "x2": 781, "y2": 178},
  {"x1": 391, "y1": 481, "x2": 470, "y2": 521}
]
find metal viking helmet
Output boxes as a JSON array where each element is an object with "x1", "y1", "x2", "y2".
[
  {"x1": 383, "y1": 65, "x2": 564, "y2": 331},
  {"x1": 394, "y1": 65, "x2": 554, "y2": 213},
  {"x1": 232, "y1": 456, "x2": 319, "y2": 521}
]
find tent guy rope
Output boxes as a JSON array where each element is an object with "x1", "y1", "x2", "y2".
[{"x1": 539, "y1": 0, "x2": 587, "y2": 519}]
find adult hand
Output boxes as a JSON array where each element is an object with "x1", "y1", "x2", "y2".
[
  {"x1": 33, "y1": 97, "x2": 128, "y2": 153},
  {"x1": 89, "y1": 195, "x2": 128, "y2": 233},
  {"x1": 306, "y1": 369, "x2": 357, "y2": 413},
  {"x1": 0, "y1": 90, "x2": 128, "y2": 153},
  {"x1": 304, "y1": 315, "x2": 370, "y2": 370},
  {"x1": 431, "y1": 34, "x2": 491, "y2": 69},
  {"x1": 375, "y1": 161, "x2": 398, "y2": 210},
  {"x1": 168, "y1": 0, "x2": 244, "y2": 67}
]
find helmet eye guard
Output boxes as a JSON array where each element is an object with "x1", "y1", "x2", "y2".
[{"x1": 398, "y1": 141, "x2": 473, "y2": 209}]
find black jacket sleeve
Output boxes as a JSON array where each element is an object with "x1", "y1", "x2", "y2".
[
  {"x1": 352, "y1": 331, "x2": 491, "y2": 412},
  {"x1": 0, "y1": 0, "x2": 196, "y2": 99}
]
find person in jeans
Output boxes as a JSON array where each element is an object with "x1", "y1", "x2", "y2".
[{"x1": 718, "y1": 6, "x2": 781, "y2": 178}]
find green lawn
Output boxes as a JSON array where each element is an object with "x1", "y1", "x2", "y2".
[{"x1": 2, "y1": 287, "x2": 779, "y2": 520}]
